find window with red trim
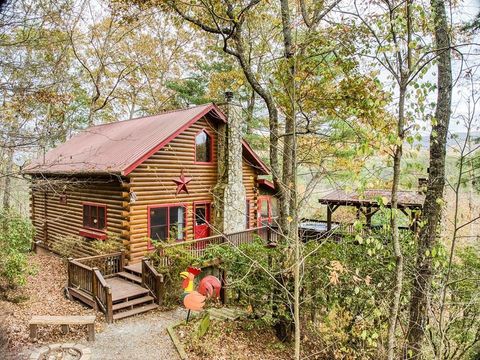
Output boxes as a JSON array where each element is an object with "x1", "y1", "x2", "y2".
[
  {"x1": 83, "y1": 203, "x2": 106, "y2": 230},
  {"x1": 195, "y1": 130, "x2": 212, "y2": 163},
  {"x1": 149, "y1": 205, "x2": 186, "y2": 246}
]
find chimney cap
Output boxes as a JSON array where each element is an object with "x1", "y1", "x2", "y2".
[{"x1": 225, "y1": 90, "x2": 234, "y2": 102}]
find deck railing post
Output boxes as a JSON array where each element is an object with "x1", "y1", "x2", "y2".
[
  {"x1": 155, "y1": 274, "x2": 162, "y2": 305},
  {"x1": 106, "y1": 287, "x2": 113, "y2": 323},
  {"x1": 92, "y1": 267, "x2": 98, "y2": 299},
  {"x1": 67, "y1": 257, "x2": 73, "y2": 288},
  {"x1": 141, "y1": 258, "x2": 146, "y2": 287},
  {"x1": 119, "y1": 250, "x2": 125, "y2": 272}
]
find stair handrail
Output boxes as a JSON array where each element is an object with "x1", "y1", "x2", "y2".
[
  {"x1": 92, "y1": 267, "x2": 113, "y2": 323},
  {"x1": 141, "y1": 258, "x2": 164, "y2": 306}
]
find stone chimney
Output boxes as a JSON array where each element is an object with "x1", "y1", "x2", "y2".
[{"x1": 213, "y1": 92, "x2": 247, "y2": 233}]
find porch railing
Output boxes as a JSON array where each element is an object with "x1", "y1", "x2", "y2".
[
  {"x1": 74, "y1": 251, "x2": 125, "y2": 276},
  {"x1": 141, "y1": 258, "x2": 164, "y2": 305},
  {"x1": 92, "y1": 268, "x2": 113, "y2": 323},
  {"x1": 67, "y1": 252, "x2": 124, "y2": 324},
  {"x1": 67, "y1": 259, "x2": 93, "y2": 294},
  {"x1": 155, "y1": 226, "x2": 274, "y2": 266}
]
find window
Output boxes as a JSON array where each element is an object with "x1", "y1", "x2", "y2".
[
  {"x1": 195, "y1": 130, "x2": 212, "y2": 163},
  {"x1": 83, "y1": 203, "x2": 106, "y2": 230},
  {"x1": 149, "y1": 205, "x2": 185, "y2": 246}
]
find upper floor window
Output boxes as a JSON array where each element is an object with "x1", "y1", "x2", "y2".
[
  {"x1": 195, "y1": 130, "x2": 212, "y2": 163},
  {"x1": 83, "y1": 203, "x2": 107, "y2": 231}
]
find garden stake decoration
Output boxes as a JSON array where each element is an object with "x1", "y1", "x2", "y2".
[{"x1": 180, "y1": 266, "x2": 222, "y2": 322}]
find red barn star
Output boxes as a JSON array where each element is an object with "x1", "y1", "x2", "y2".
[{"x1": 172, "y1": 170, "x2": 192, "y2": 195}]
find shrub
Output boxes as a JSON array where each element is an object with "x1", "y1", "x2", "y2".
[
  {"x1": 149, "y1": 244, "x2": 196, "y2": 307},
  {"x1": 0, "y1": 210, "x2": 34, "y2": 292},
  {"x1": 91, "y1": 233, "x2": 125, "y2": 254},
  {"x1": 51, "y1": 235, "x2": 83, "y2": 259}
]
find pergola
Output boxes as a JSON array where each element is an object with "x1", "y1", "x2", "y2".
[{"x1": 318, "y1": 189, "x2": 425, "y2": 231}]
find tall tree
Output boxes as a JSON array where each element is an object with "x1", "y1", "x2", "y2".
[{"x1": 407, "y1": 0, "x2": 452, "y2": 356}]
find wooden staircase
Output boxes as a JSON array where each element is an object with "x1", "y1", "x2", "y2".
[
  {"x1": 108, "y1": 264, "x2": 156, "y2": 320},
  {"x1": 67, "y1": 254, "x2": 164, "y2": 323}
]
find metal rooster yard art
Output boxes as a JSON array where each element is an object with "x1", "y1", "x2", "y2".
[{"x1": 180, "y1": 266, "x2": 222, "y2": 322}]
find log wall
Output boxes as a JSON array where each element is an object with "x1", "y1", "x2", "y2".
[
  {"x1": 127, "y1": 116, "x2": 259, "y2": 262},
  {"x1": 30, "y1": 175, "x2": 127, "y2": 258}
]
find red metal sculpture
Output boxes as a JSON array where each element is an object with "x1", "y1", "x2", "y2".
[
  {"x1": 172, "y1": 169, "x2": 192, "y2": 195},
  {"x1": 180, "y1": 266, "x2": 221, "y2": 320}
]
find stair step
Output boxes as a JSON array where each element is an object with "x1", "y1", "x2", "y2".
[
  {"x1": 117, "y1": 271, "x2": 142, "y2": 284},
  {"x1": 112, "y1": 296, "x2": 154, "y2": 311},
  {"x1": 113, "y1": 303, "x2": 158, "y2": 320},
  {"x1": 124, "y1": 263, "x2": 142, "y2": 276}
]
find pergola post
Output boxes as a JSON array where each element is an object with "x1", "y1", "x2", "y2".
[
  {"x1": 327, "y1": 205, "x2": 332, "y2": 231},
  {"x1": 326, "y1": 204, "x2": 340, "y2": 231}
]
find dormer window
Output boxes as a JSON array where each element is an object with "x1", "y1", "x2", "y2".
[{"x1": 195, "y1": 130, "x2": 212, "y2": 163}]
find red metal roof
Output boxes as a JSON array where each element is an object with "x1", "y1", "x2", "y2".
[{"x1": 24, "y1": 103, "x2": 269, "y2": 176}]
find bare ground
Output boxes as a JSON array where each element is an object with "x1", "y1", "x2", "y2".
[
  {"x1": 177, "y1": 319, "x2": 293, "y2": 360},
  {"x1": 1, "y1": 253, "x2": 184, "y2": 360}
]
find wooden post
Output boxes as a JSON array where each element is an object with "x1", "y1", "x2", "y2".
[
  {"x1": 365, "y1": 208, "x2": 372, "y2": 228},
  {"x1": 29, "y1": 324, "x2": 37, "y2": 341},
  {"x1": 220, "y1": 269, "x2": 227, "y2": 305},
  {"x1": 87, "y1": 323, "x2": 95, "y2": 341},
  {"x1": 155, "y1": 274, "x2": 162, "y2": 305},
  {"x1": 92, "y1": 267, "x2": 98, "y2": 300},
  {"x1": 119, "y1": 250, "x2": 125, "y2": 272},
  {"x1": 158, "y1": 278, "x2": 165, "y2": 307},
  {"x1": 141, "y1": 258, "x2": 146, "y2": 287},
  {"x1": 106, "y1": 287, "x2": 113, "y2": 324},
  {"x1": 67, "y1": 258, "x2": 73, "y2": 288},
  {"x1": 327, "y1": 205, "x2": 332, "y2": 231}
]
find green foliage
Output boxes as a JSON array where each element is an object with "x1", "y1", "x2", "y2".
[
  {"x1": 149, "y1": 244, "x2": 196, "y2": 307},
  {"x1": 51, "y1": 235, "x2": 83, "y2": 259},
  {"x1": 0, "y1": 210, "x2": 34, "y2": 290},
  {"x1": 196, "y1": 312, "x2": 211, "y2": 338},
  {"x1": 203, "y1": 239, "x2": 292, "y2": 330},
  {"x1": 90, "y1": 234, "x2": 125, "y2": 254},
  {"x1": 428, "y1": 245, "x2": 480, "y2": 360}
]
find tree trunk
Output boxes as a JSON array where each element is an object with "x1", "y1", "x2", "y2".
[
  {"x1": 387, "y1": 84, "x2": 406, "y2": 360},
  {"x1": 279, "y1": 1, "x2": 300, "y2": 358},
  {"x1": 2, "y1": 146, "x2": 14, "y2": 211},
  {"x1": 407, "y1": 0, "x2": 452, "y2": 356}
]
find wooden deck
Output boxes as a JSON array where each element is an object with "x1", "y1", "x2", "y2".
[{"x1": 106, "y1": 277, "x2": 149, "y2": 302}]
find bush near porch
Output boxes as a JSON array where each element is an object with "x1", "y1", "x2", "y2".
[{"x1": 0, "y1": 210, "x2": 34, "y2": 295}]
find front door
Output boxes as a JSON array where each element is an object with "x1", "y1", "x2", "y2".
[{"x1": 194, "y1": 203, "x2": 211, "y2": 239}]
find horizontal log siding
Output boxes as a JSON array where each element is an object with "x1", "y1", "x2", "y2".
[
  {"x1": 127, "y1": 117, "x2": 261, "y2": 262},
  {"x1": 243, "y1": 160, "x2": 258, "y2": 229},
  {"x1": 128, "y1": 117, "x2": 219, "y2": 262},
  {"x1": 30, "y1": 176, "x2": 126, "y2": 257}
]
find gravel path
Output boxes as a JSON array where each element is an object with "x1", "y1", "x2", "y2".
[
  {"x1": 15, "y1": 308, "x2": 187, "y2": 360},
  {"x1": 77, "y1": 308, "x2": 186, "y2": 360}
]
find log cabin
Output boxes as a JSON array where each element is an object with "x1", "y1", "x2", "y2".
[{"x1": 25, "y1": 99, "x2": 277, "y2": 263}]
